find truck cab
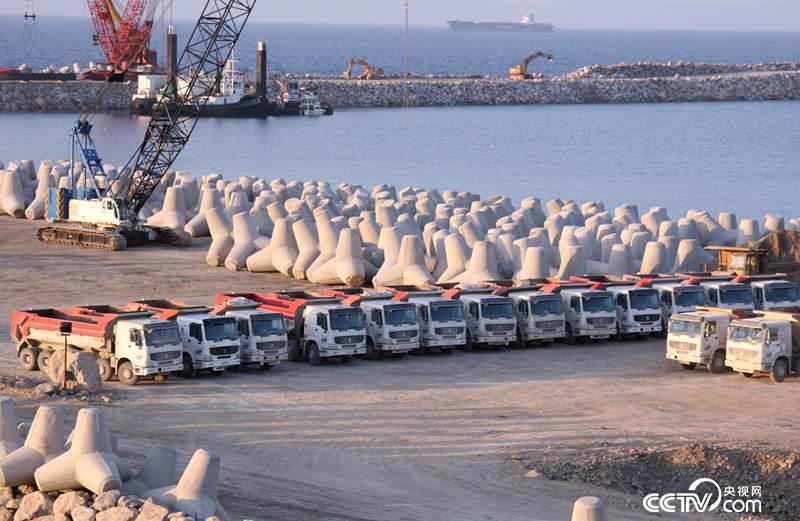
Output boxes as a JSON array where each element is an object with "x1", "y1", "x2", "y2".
[
  {"x1": 404, "y1": 294, "x2": 466, "y2": 354},
  {"x1": 458, "y1": 293, "x2": 517, "y2": 350},
  {"x1": 300, "y1": 303, "x2": 367, "y2": 364},
  {"x1": 223, "y1": 307, "x2": 288, "y2": 370},
  {"x1": 652, "y1": 282, "x2": 707, "y2": 334},
  {"x1": 558, "y1": 286, "x2": 617, "y2": 343},
  {"x1": 128, "y1": 300, "x2": 241, "y2": 378},
  {"x1": 506, "y1": 289, "x2": 565, "y2": 345},
  {"x1": 751, "y1": 280, "x2": 800, "y2": 311},
  {"x1": 699, "y1": 281, "x2": 754, "y2": 312},
  {"x1": 110, "y1": 318, "x2": 184, "y2": 383},
  {"x1": 725, "y1": 313, "x2": 800, "y2": 382},
  {"x1": 606, "y1": 285, "x2": 662, "y2": 337},
  {"x1": 666, "y1": 308, "x2": 736, "y2": 373},
  {"x1": 359, "y1": 298, "x2": 420, "y2": 359}
]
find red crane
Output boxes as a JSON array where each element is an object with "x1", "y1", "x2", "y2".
[{"x1": 87, "y1": 0, "x2": 160, "y2": 66}]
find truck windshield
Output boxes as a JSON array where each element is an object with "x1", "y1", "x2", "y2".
[
  {"x1": 430, "y1": 303, "x2": 464, "y2": 322},
  {"x1": 385, "y1": 305, "x2": 417, "y2": 325},
  {"x1": 765, "y1": 285, "x2": 799, "y2": 302},
  {"x1": 251, "y1": 316, "x2": 286, "y2": 336},
  {"x1": 582, "y1": 295, "x2": 614, "y2": 313},
  {"x1": 669, "y1": 320, "x2": 701, "y2": 336},
  {"x1": 203, "y1": 318, "x2": 238, "y2": 341},
  {"x1": 144, "y1": 326, "x2": 181, "y2": 346},
  {"x1": 674, "y1": 289, "x2": 706, "y2": 307},
  {"x1": 481, "y1": 301, "x2": 515, "y2": 319},
  {"x1": 720, "y1": 288, "x2": 754, "y2": 305},
  {"x1": 629, "y1": 290, "x2": 660, "y2": 310},
  {"x1": 532, "y1": 299, "x2": 564, "y2": 316},
  {"x1": 330, "y1": 309, "x2": 364, "y2": 331},
  {"x1": 729, "y1": 325, "x2": 763, "y2": 344}
]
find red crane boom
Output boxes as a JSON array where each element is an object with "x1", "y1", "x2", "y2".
[{"x1": 86, "y1": 0, "x2": 159, "y2": 66}]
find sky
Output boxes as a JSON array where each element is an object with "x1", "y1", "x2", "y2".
[{"x1": 2, "y1": 0, "x2": 799, "y2": 31}]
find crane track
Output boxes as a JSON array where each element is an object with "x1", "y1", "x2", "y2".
[{"x1": 37, "y1": 226, "x2": 127, "y2": 251}]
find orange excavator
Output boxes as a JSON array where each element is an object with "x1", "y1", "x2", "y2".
[
  {"x1": 509, "y1": 51, "x2": 553, "y2": 80},
  {"x1": 342, "y1": 58, "x2": 385, "y2": 80}
]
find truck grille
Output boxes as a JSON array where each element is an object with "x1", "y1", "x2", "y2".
[
  {"x1": 587, "y1": 317, "x2": 614, "y2": 327},
  {"x1": 210, "y1": 345, "x2": 239, "y2": 356},
  {"x1": 389, "y1": 329, "x2": 418, "y2": 340},
  {"x1": 728, "y1": 347, "x2": 756, "y2": 360},
  {"x1": 256, "y1": 341, "x2": 285, "y2": 351},
  {"x1": 435, "y1": 327, "x2": 464, "y2": 336},
  {"x1": 334, "y1": 335, "x2": 364, "y2": 345},
  {"x1": 668, "y1": 340, "x2": 695, "y2": 352},
  {"x1": 635, "y1": 314, "x2": 661, "y2": 323},
  {"x1": 485, "y1": 323, "x2": 515, "y2": 332},
  {"x1": 535, "y1": 320, "x2": 563, "y2": 329},
  {"x1": 149, "y1": 350, "x2": 181, "y2": 362}
]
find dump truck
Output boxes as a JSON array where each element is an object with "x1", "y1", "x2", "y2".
[
  {"x1": 439, "y1": 285, "x2": 517, "y2": 350},
  {"x1": 574, "y1": 277, "x2": 662, "y2": 338},
  {"x1": 321, "y1": 289, "x2": 420, "y2": 360},
  {"x1": 546, "y1": 283, "x2": 617, "y2": 344},
  {"x1": 384, "y1": 286, "x2": 466, "y2": 354},
  {"x1": 650, "y1": 279, "x2": 708, "y2": 335},
  {"x1": 127, "y1": 299, "x2": 241, "y2": 378},
  {"x1": 215, "y1": 292, "x2": 367, "y2": 365},
  {"x1": 725, "y1": 310, "x2": 800, "y2": 382},
  {"x1": 665, "y1": 306, "x2": 748, "y2": 373},
  {"x1": 210, "y1": 297, "x2": 289, "y2": 370},
  {"x1": 9, "y1": 306, "x2": 183, "y2": 385},
  {"x1": 750, "y1": 279, "x2": 800, "y2": 311},
  {"x1": 696, "y1": 278, "x2": 755, "y2": 312},
  {"x1": 499, "y1": 285, "x2": 565, "y2": 346}
]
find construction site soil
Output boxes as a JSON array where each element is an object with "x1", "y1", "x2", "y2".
[{"x1": 0, "y1": 219, "x2": 797, "y2": 521}]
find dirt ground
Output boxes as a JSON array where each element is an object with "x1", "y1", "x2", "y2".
[{"x1": 0, "y1": 218, "x2": 797, "y2": 521}]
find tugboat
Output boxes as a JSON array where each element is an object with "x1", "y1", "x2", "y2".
[
  {"x1": 131, "y1": 53, "x2": 267, "y2": 117},
  {"x1": 447, "y1": 13, "x2": 554, "y2": 33},
  {"x1": 270, "y1": 76, "x2": 333, "y2": 116}
]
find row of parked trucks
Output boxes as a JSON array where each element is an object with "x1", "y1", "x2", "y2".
[{"x1": 10, "y1": 273, "x2": 800, "y2": 384}]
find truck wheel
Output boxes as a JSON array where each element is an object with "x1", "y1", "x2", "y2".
[
  {"x1": 681, "y1": 363, "x2": 697, "y2": 370},
  {"x1": 563, "y1": 324, "x2": 576, "y2": 345},
  {"x1": 441, "y1": 347, "x2": 454, "y2": 355},
  {"x1": 260, "y1": 363, "x2": 272, "y2": 371},
  {"x1": 288, "y1": 342, "x2": 301, "y2": 363},
  {"x1": 514, "y1": 329, "x2": 524, "y2": 349},
  {"x1": 97, "y1": 358, "x2": 113, "y2": 382},
  {"x1": 117, "y1": 361, "x2": 139, "y2": 385},
  {"x1": 19, "y1": 347, "x2": 39, "y2": 371},
  {"x1": 181, "y1": 354, "x2": 196, "y2": 379},
  {"x1": 308, "y1": 343, "x2": 321, "y2": 366},
  {"x1": 612, "y1": 326, "x2": 623, "y2": 342},
  {"x1": 463, "y1": 331, "x2": 474, "y2": 352},
  {"x1": 771, "y1": 359, "x2": 788, "y2": 383},
  {"x1": 364, "y1": 338, "x2": 379, "y2": 360},
  {"x1": 37, "y1": 350, "x2": 53, "y2": 372},
  {"x1": 708, "y1": 351, "x2": 726, "y2": 374},
  {"x1": 341, "y1": 355, "x2": 353, "y2": 364}
]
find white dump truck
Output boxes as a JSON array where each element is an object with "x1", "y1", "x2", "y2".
[
  {"x1": 499, "y1": 286, "x2": 566, "y2": 346},
  {"x1": 598, "y1": 282, "x2": 663, "y2": 338},
  {"x1": 725, "y1": 310, "x2": 800, "y2": 382},
  {"x1": 750, "y1": 280, "x2": 800, "y2": 311},
  {"x1": 441, "y1": 286, "x2": 517, "y2": 350},
  {"x1": 384, "y1": 287, "x2": 467, "y2": 354},
  {"x1": 127, "y1": 300, "x2": 241, "y2": 378},
  {"x1": 666, "y1": 307, "x2": 747, "y2": 373},
  {"x1": 10, "y1": 306, "x2": 183, "y2": 385},
  {"x1": 650, "y1": 280, "x2": 708, "y2": 336},
  {"x1": 210, "y1": 297, "x2": 289, "y2": 370},
  {"x1": 219, "y1": 292, "x2": 367, "y2": 365},
  {"x1": 322, "y1": 289, "x2": 420, "y2": 360},
  {"x1": 550, "y1": 283, "x2": 618, "y2": 344},
  {"x1": 697, "y1": 279, "x2": 755, "y2": 312}
]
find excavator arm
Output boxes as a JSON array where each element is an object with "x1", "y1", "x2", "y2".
[
  {"x1": 509, "y1": 51, "x2": 553, "y2": 80},
  {"x1": 343, "y1": 58, "x2": 384, "y2": 80}
]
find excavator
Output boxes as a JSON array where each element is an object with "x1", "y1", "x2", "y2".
[
  {"x1": 508, "y1": 51, "x2": 553, "y2": 80},
  {"x1": 38, "y1": 0, "x2": 257, "y2": 250},
  {"x1": 342, "y1": 58, "x2": 384, "y2": 80}
]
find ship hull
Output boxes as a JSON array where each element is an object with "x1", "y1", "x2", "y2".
[
  {"x1": 131, "y1": 95, "x2": 268, "y2": 118},
  {"x1": 447, "y1": 20, "x2": 554, "y2": 33}
]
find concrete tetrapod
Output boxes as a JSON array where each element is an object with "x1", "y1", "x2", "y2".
[
  {"x1": 143, "y1": 449, "x2": 229, "y2": 521},
  {"x1": 436, "y1": 233, "x2": 471, "y2": 284},
  {"x1": 459, "y1": 241, "x2": 501, "y2": 284},
  {"x1": 306, "y1": 215, "x2": 340, "y2": 284},
  {"x1": 185, "y1": 188, "x2": 223, "y2": 238},
  {"x1": 246, "y1": 218, "x2": 298, "y2": 276},
  {"x1": 224, "y1": 212, "x2": 261, "y2": 272},
  {"x1": 372, "y1": 227, "x2": 405, "y2": 288},
  {"x1": 0, "y1": 405, "x2": 65, "y2": 487},
  {"x1": 763, "y1": 214, "x2": 784, "y2": 235},
  {"x1": 160, "y1": 186, "x2": 189, "y2": 230},
  {"x1": 206, "y1": 208, "x2": 234, "y2": 268},
  {"x1": 673, "y1": 239, "x2": 704, "y2": 273},
  {"x1": 396, "y1": 235, "x2": 434, "y2": 286},
  {"x1": 292, "y1": 217, "x2": 321, "y2": 280},
  {"x1": 639, "y1": 241, "x2": 669, "y2": 274},
  {"x1": 334, "y1": 228, "x2": 367, "y2": 287},
  {"x1": 0, "y1": 397, "x2": 24, "y2": 457},
  {"x1": 35, "y1": 408, "x2": 121, "y2": 494},
  {"x1": 25, "y1": 169, "x2": 55, "y2": 220},
  {"x1": 120, "y1": 444, "x2": 178, "y2": 496},
  {"x1": 0, "y1": 169, "x2": 26, "y2": 218},
  {"x1": 517, "y1": 247, "x2": 550, "y2": 280},
  {"x1": 570, "y1": 496, "x2": 609, "y2": 521},
  {"x1": 557, "y1": 244, "x2": 588, "y2": 279},
  {"x1": 607, "y1": 244, "x2": 634, "y2": 278},
  {"x1": 736, "y1": 218, "x2": 760, "y2": 246}
]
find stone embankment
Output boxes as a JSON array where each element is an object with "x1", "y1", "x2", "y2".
[{"x1": 1, "y1": 62, "x2": 799, "y2": 112}]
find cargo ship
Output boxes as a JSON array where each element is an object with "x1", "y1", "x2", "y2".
[{"x1": 446, "y1": 14, "x2": 554, "y2": 33}]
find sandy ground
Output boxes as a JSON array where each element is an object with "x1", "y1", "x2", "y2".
[{"x1": 0, "y1": 218, "x2": 797, "y2": 521}]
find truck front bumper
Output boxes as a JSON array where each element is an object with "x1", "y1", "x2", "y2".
[
  {"x1": 576, "y1": 327, "x2": 616, "y2": 339},
  {"x1": 200, "y1": 355, "x2": 240, "y2": 371},
  {"x1": 726, "y1": 360, "x2": 770, "y2": 373},
  {"x1": 474, "y1": 335, "x2": 516, "y2": 345},
  {"x1": 242, "y1": 350, "x2": 288, "y2": 365},
  {"x1": 621, "y1": 324, "x2": 661, "y2": 334},
  {"x1": 137, "y1": 361, "x2": 183, "y2": 376},
  {"x1": 523, "y1": 330, "x2": 565, "y2": 341},
  {"x1": 322, "y1": 346, "x2": 366, "y2": 357},
  {"x1": 666, "y1": 350, "x2": 707, "y2": 365},
  {"x1": 379, "y1": 340, "x2": 419, "y2": 353},
  {"x1": 422, "y1": 337, "x2": 466, "y2": 348}
]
